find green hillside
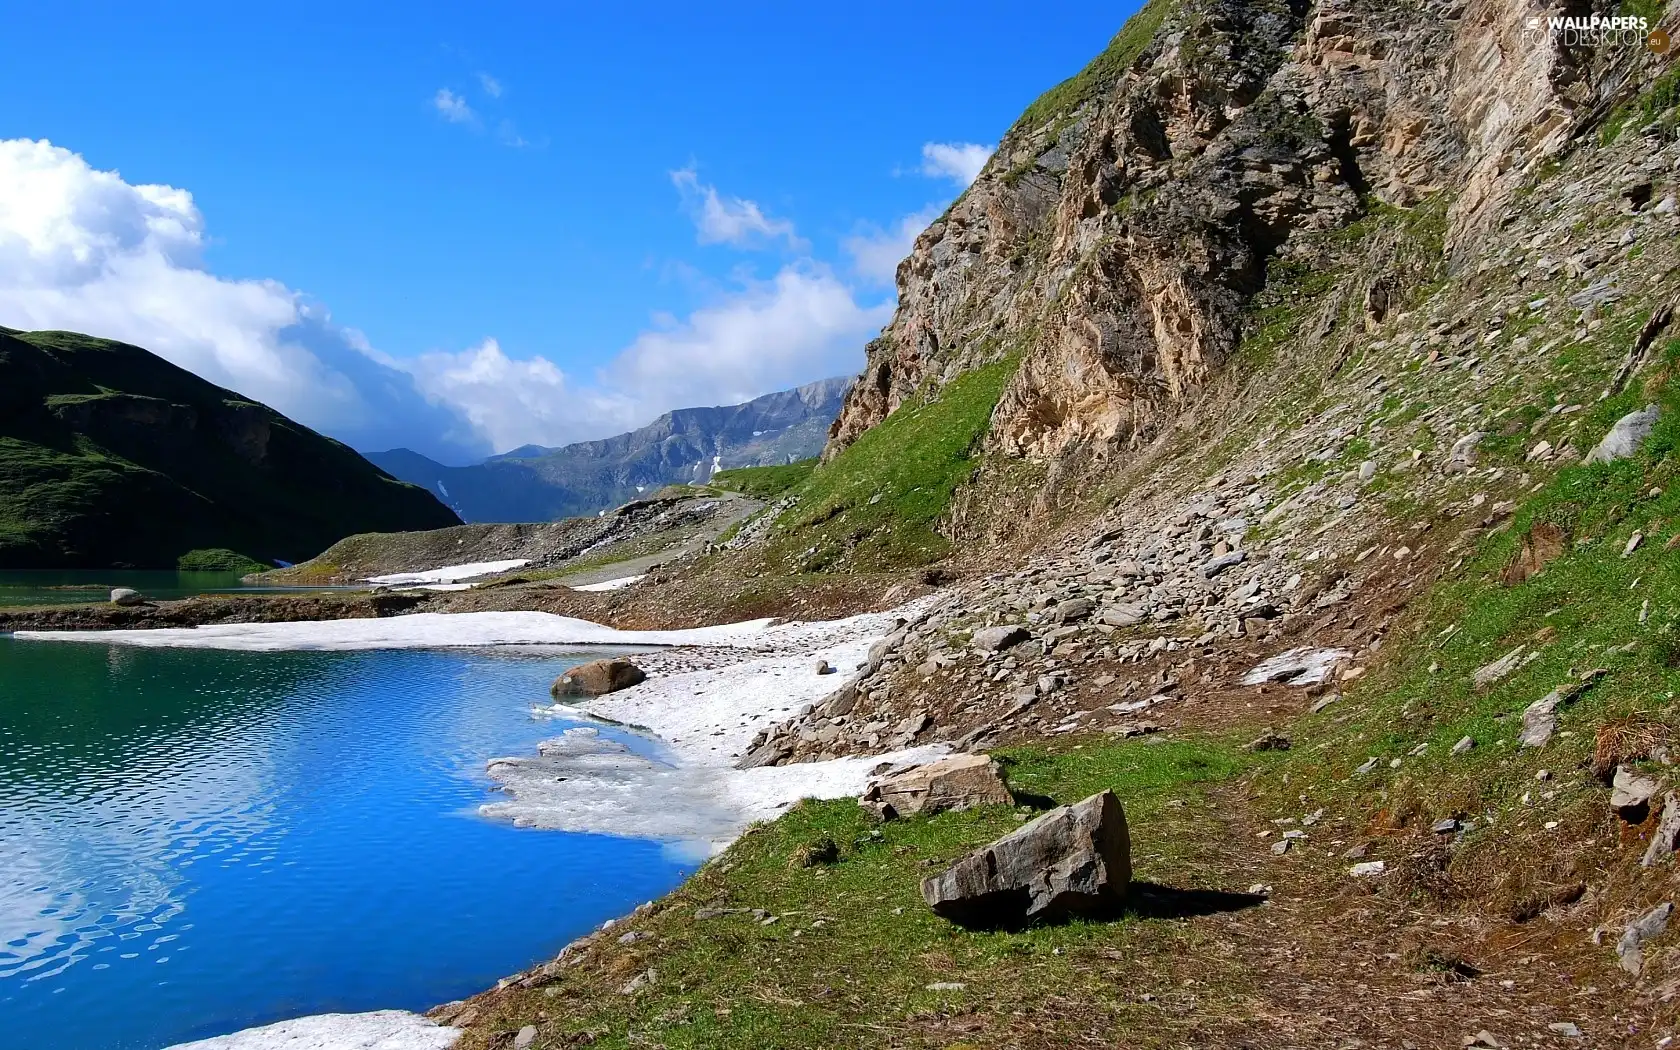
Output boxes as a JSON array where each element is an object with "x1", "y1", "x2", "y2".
[{"x1": 0, "y1": 327, "x2": 461, "y2": 569}]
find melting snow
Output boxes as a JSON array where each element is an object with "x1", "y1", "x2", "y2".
[
  {"x1": 364, "y1": 560, "x2": 529, "y2": 586},
  {"x1": 165, "y1": 1010, "x2": 460, "y2": 1050}
]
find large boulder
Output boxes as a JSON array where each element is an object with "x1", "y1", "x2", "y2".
[
  {"x1": 110, "y1": 588, "x2": 144, "y2": 606},
  {"x1": 551, "y1": 657, "x2": 646, "y2": 699},
  {"x1": 860, "y1": 754, "x2": 1012, "y2": 820},
  {"x1": 1585, "y1": 405, "x2": 1659, "y2": 464},
  {"x1": 921, "y1": 790, "x2": 1131, "y2": 928},
  {"x1": 972, "y1": 625, "x2": 1029, "y2": 652}
]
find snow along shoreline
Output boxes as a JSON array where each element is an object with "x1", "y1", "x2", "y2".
[{"x1": 23, "y1": 601, "x2": 942, "y2": 1050}]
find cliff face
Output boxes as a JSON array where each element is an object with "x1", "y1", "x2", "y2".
[{"x1": 826, "y1": 0, "x2": 1647, "y2": 473}]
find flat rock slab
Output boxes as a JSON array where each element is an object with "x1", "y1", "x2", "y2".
[
  {"x1": 861, "y1": 753, "x2": 1012, "y2": 819},
  {"x1": 552, "y1": 657, "x2": 647, "y2": 698},
  {"x1": 972, "y1": 625, "x2": 1030, "y2": 652},
  {"x1": 922, "y1": 790, "x2": 1131, "y2": 928}
]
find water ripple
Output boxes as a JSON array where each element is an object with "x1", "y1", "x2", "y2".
[{"x1": 0, "y1": 638, "x2": 690, "y2": 1049}]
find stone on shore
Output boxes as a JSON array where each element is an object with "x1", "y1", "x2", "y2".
[
  {"x1": 860, "y1": 754, "x2": 1012, "y2": 820},
  {"x1": 921, "y1": 790, "x2": 1131, "y2": 928},
  {"x1": 110, "y1": 588, "x2": 144, "y2": 606},
  {"x1": 551, "y1": 657, "x2": 647, "y2": 699}
]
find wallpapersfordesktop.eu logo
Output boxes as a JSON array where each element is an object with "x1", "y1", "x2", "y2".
[{"x1": 1521, "y1": 13, "x2": 1672, "y2": 54}]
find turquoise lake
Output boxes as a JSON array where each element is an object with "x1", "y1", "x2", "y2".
[
  {"x1": 0, "y1": 570, "x2": 351, "y2": 607},
  {"x1": 0, "y1": 635, "x2": 692, "y2": 1048}
]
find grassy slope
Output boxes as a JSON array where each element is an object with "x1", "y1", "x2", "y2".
[
  {"x1": 1267, "y1": 340, "x2": 1680, "y2": 910},
  {"x1": 755, "y1": 359, "x2": 1018, "y2": 573},
  {"x1": 0, "y1": 328, "x2": 459, "y2": 568},
  {"x1": 1006, "y1": 0, "x2": 1175, "y2": 140},
  {"x1": 459, "y1": 738, "x2": 1260, "y2": 1050},
  {"x1": 709, "y1": 461, "x2": 817, "y2": 500}
]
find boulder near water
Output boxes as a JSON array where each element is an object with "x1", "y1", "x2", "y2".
[
  {"x1": 551, "y1": 657, "x2": 647, "y2": 699},
  {"x1": 921, "y1": 790, "x2": 1131, "y2": 928},
  {"x1": 110, "y1": 588, "x2": 144, "y2": 606},
  {"x1": 860, "y1": 754, "x2": 1012, "y2": 819}
]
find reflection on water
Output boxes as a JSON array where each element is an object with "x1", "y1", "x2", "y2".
[
  {"x1": 0, "y1": 638, "x2": 691, "y2": 1049},
  {"x1": 0, "y1": 570, "x2": 356, "y2": 607}
]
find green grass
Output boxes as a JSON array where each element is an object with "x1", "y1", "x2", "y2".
[
  {"x1": 1269, "y1": 339, "x2": 1680, "y2": 885},
  {"x1": 763, "y1": 358, "x2": 1018, "y2": 572},
  {"x1": 469, "y1": 737, "x2": 1257, "y2": 1050},
  {"x1": 710, "y1": 460, "x2": 817, "y2": 500},
  {"x1": 176, "y1": 548, "x2": 270, "y2": 573},
  {"x1": 1007, "y1": 0, "x2": 1175, "y2": 139}
]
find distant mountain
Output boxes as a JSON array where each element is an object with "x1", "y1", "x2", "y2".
[
  {"x1": 0, "y1": 327, "x2": 462, "y2": 569},
  {"x1": 371, "y1": 377, "x2": 850, "y2": 523}
]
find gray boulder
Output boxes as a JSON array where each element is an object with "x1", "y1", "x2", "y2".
[
  {"x1": 1099, "y1": 603, "x2": 1148, "y2": 627},
  {"x1": 1048, "y1": 598, "x2": 1095, "y2": 624},
  {"x1": 110, "y1": 588, "x2": 144, "y2": 606},
  {"x1": 551, "y1": 657, "x2": 646, "y2": 699},
  {"x1": 972, "y1": 625, "x2": 1029, "y2": 652},
  {"x1": 921, "y1": 790, "x2": 1131, "y2": 927},
  {"x1": 860, "y1": 754, "x2": 1012, "y2": 820},
  {"x1": 1611, "y1": 765, "x2": 1663, "y2": 820},
  {"x1": 1585, "y1": 405, "x2": 1659, "y2": 464},
  {"x1": 1618, "y1": 902, "x2": 1673, "y2": 975}
]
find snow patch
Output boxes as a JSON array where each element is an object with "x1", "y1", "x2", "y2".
[
  {"x1": 571, "y1": 575, "x2": 646, "y2": 592},
  {"x1": 165, "y1": 1010, "x2": 460, "y2": 1050},
  {"x1": 14, "y1": 611, "x2": 781, "y2": 651},
  {"x1": 364, "y1": 560, "x2": 529, "y2": 586},
  {"x1": 485, "y1": 600, "x2": 947, "y2": 851}
]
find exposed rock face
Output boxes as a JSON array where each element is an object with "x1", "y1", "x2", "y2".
[
  {"x1": 921, "y1": 790, "x2": 1131, "y2": 927},
  {"x1": 551, "y1": 658, "x2": 647, "y2": 699},
  {"x1": 822, "y1": 0, "x2": 1650, "y2": 528},
  {"x1": 860, "y1": 754, "x2": 1013, "y2": 819}
]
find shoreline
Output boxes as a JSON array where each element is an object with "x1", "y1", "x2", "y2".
[{"x1": 112, "y1": 598, "x2": 943, "y2": 1049}]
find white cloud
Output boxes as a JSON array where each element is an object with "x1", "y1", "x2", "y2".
[
  {"x1": 433, "y1": 88, "x2": 475, "y2": 124},
  {"x1": 670, "y1": 167, "x2": 805, "y2": 251},
  {"x1": 408, "y1": 266, "x2": 886, "y2": 451},
  {"x1": 0, "y1": 138, "x2": 484, "y2": 461},
  {"x1": 476, "y1": 72, "x2": 503, "y2": 98},
  {"x1": 611, "y1": 264, "x2": 887, "y2": 409},
  {"x1": 843, "y1": 205, "x2": 942, "y2": 285},
  {"x1": 919, "y1": 141, "x2": 993, "y2": 187},
  {"x1": 0, "y1": 139, "x2": 884, "y2": 466},
  {"x1": 406, "y1": 339, "x2": 636, "y2": 454}
]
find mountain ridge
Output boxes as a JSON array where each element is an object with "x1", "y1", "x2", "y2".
[
  {"x1": 0, "y1": 326, "x2": 461, "y2": 569},
  {"x1": 371, "y1": 376, "x2": 850, "y2": 522}
]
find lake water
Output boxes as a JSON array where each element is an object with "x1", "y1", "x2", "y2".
[
  {"x1": 0, "y1": 636, "x2": 692, "y2": 1049},
  {"x1": 0, "y1": 570, "x2": 351, "y2": 607}
]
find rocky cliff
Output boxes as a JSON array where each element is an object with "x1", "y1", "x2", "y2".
[{"x1": 826, "y1": 0, "x2": 1659, "y2": 525}]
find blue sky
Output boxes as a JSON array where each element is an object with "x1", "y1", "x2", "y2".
[{"x1": 0, "y1": 1, "x2": 1133, "y2": 463}]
